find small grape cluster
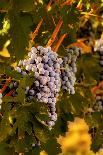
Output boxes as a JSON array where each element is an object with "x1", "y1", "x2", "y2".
[
  {"x1": 77, "y1": 21, "x2": 94, "y2": 39},
  {"x1": 0, "y1": 93, "x2": 2, "y2": 109},
  {"x1": 15, "y1": 46, "x2": 80, "y2": 127},
  {"x1": 94, "y1": 39, "x2": 103, "y2": 111},
  {"x1": 61, "y1": 46, "x2": 81, "y2": 94},
  {"x1": 93, "y1": 95, "x2": 103, "y2": 111},
  {"x1": 94, "y1": 39, "x2": 103, "y2": 79}
]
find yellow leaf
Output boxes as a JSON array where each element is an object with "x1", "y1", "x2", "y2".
[
  {"x1": 0, "y1": 48, "x2": 10, "y2": 57},
  {"x1": 11, "y1": 62, "x2": 17, "y2": 68},
  {"x1": 58, "y1": 118, "x2": 91, "y2": 154},
  {"x1": 40, "y1": 151, "x2": 48, "y2": 155}
]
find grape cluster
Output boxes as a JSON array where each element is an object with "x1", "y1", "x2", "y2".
[
  {"x1": 16, "y1": 46, "x2": 63, "y2": 127},
  {"x1": 61, "y1": 46, "x2": 81, "y2": 94},
  {"x1": 93, "y1": 95, "x2": 103, "y2": 111},
  {"x1": 94, "y1": 39, "x2": 103, "y2": 77},
  {"x1": 0, "y1": 93, "x2": 2, "y2": 109},
  {"x1": 15, "y1": 46, "x2": 80, "y2": 127},
  {"x1": 77, "y1": 21, "x2": 94, "y2": 39},
  {"x1": 94, "y1": 39, "x2": 103, "y2": 52},
  {"x1": 94, "y1": 39, "x2": 103, "y2": 111}
]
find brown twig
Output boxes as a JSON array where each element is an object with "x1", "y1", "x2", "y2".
[
  {"x1": 46, "y1": 0, "x2": 52, "y2": 11},
  {"x1": 46, "y1": 18, "x2": 63, "y2": 47},
  {"x1": 5, "y1": 89, "x2": 15, "y2": 97},
  {"x1": 52, "y1": 34, "x2": 67, "y2": 52},
  {"x1": 0, "y1": 77, "x2": 11, "y2": 94},
  {"x1": 31, "y1": 18, "x2": 44, "y2": 42},
  {"x1": 0, "y1": 9, "x2": 8, "y2": 13},
  {"x1": 60, "y1": 0, "x2": 73, "y2": 7}
]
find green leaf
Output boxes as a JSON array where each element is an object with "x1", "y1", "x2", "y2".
[
  {"x1": 30, "y1": 99, "x2": 49, "y2": 115},
  {"x1": 60, "y1": 5, "x2": 80, "y2": 34},
  {"x1": 0, "y1": 111, "x2": 12, "y2": 142},
  {"x1": 14, "y1": 134, "x2": 36, "y2": 153},
  {"x1": 15, "y1": 107, "x2": 32, "y2": 133},
  {"x1": 17, "y1": 79, "x2": 26, "y2": 104},
  {"x1": 85, "y1": 112, "x2": 102, "y2": 128},
  {"x1": 51, "y1": 113, "x2": 74, "y2": 137},
  {"x1": 42, "y1": 138, "x2": 62, "y2": 155},
  {"x1": 13, "y1": 0, "x2": 34, "y2": 12},
  {"x1": 25, "y1": 73, "x2": 34, "y2": 87},
  {"x1": 69, "y1": 91, "x2": 89, "y2": 114},
  {"x1": 0, "y1": 35, "x2": 9, "y2": 50},
  {"x1": 8, "y1": 9, "x2": 29, "y2": 60},
  {"x1": 91, "y1": 127, "x2": 103, "y2": 152},
  {"x1": 32, "y1": 146, "x2": 41, "y2": 155},
  {"x1": 0, "y1": 142, "x2": 17, "y2": 155},
  {"x1": 16, "y1": 74, "x2": 35, "y2": 104},
  {"x1": 3, "y1": 96, "x2": 18, "y2": 104},
  {"x1": 33, "y1": 117, "x2": 50, "y2": 143},
  {"x1": 78, "y1": 54, "x2": 100, "y2": 84},
  {"x1": 32, "y1": 4, "x2": 46, "y2": 24},
  {"x1": 0, "y1": 0, "x2": 10, "y2": 10},
  {"x1": 36, "y1": 114, "x2": 50, "y2": 122},
  {"x1": 5, "y1": 67, "x2": 22, "y2": 80}
]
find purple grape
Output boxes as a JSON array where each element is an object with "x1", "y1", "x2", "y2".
[
  {"x1": 44, "y1": 70, "x2": 49, "y2": 76},
  {"x1": 29, "y1": 89, "x2": 35, "y2": 96},
  {"x1": 50, "y1": 71, "x2": 55, "y2": 77},
  {"x1": 0, "y1": 93, "x2": 2, "y2": 98},
  {"x1": 15, "y1": 67, "x2": 21, "y2": 73},
  {"x1": 36, "y1": 93, "x2": 42, "y2": 99}
]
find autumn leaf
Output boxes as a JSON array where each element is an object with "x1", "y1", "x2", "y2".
[
  {"x1": 0, "y1": 48, "x2": 10, "y2": 57},
  {"x1": 61, "y1": 0, "x2": 74, "y2": 7},
  {"x1": 91, "y1": 81, "x2": 103, "y2": 96},
  {"x1": 67, "y1": 40, "x2": 91, "y2": 53}
]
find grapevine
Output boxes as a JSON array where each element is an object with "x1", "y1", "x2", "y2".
[{"x1": 0, "y1": 0, "x2": 103, "y2": 154}]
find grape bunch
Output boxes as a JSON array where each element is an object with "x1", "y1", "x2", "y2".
[
  {"x1": 93, "y1": 95, "x2": 103, "y2": 111},
  {"x1": 94, "y1": 39, "x2": 103, "y2": 52},
  {"x1": 60, "y1": 46, "x2": 81, "y2": 94},
  {"x1": 16, "y1": 46, "x2": 63, "y2": 127},
  {"x1": 94, "y1": 39, "x2": 103, "y2": 111},
  {"x1": 0, "y1": 93, "x2": 2, "y2": 109},
  {"x1": 15, "y1": 46, "x2": 80, "y2": 127},
  {"x1": 94, "y1": 39, "x2": 103, "y2": 80}
]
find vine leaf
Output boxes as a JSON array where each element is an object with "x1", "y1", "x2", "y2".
[{"x1": 8, "y1": 9, "x2": 30, "y2": 60}]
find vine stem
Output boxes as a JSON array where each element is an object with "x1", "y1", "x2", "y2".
[
  {"x1": 52, "y1": 34, "x2": 67, "y2": 52},
  {"x1": 5, "y1": 89, "x2": 15, "y2": 97},
  {"x1": 31, "y1": 0, "x2": 72, "y2": 49},
  {"x1": 60, "y1": 0, "x2": 73, "y2": 7},
  {"x1": 81, "y1": 11, "x2": 102, "y2": 18},
  {"x1": 0, "y1": 10, "x2": 8, "y2": 13},
  {"x1": 46, "y1": 18, "x2": 63, "y2": 47},
  {"x1": 31, "y1": 18, "x2": 43, "y2": 42},
  {"x1": 31, "y1": 0, "x2": 52, "y2": 41},
  {"x1": 0, "y1": 77, "x2": 11, "y2": 94},
  {"x1": 91, "y1": 81, "x2": 103, "y2": 96}
]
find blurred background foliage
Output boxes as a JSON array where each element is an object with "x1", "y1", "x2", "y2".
[{"x1": 0, "y1": 0, "x2": 103, "y2": 154}]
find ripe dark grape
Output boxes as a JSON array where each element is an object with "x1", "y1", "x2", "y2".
[
  {"x1": 0, "y1": 93, "x2": 2, "y2": 109},
  {"x1": 93, "y1": 95, "x2": 103, "y2": 111},
  {"x1": 94, "y1": 39, "x2": 103, "y2": 81},
  {"x1": 60, "y1": 46, "x2": 81, "y2": 94}
]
